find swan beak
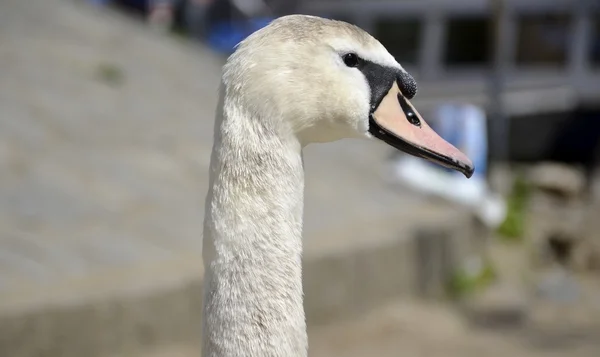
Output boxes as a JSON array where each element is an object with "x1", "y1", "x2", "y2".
[{"x1": 368, "y1": 82, "x2": 474, "y2": 178}]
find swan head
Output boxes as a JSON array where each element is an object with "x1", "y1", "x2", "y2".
[{"x1": 223, "y1": 15, "x2": 474, "y2": 178}]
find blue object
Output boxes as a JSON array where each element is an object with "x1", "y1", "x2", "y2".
[
  {"x1": 88, "y1": 0, "x2": 112, "y2": 5},
  {"x1": 431, "y1": 103, "x2": 488, "y2": 178},
  {"x1": 207, "y1": 17, "x2": 273, "y2": 54}
]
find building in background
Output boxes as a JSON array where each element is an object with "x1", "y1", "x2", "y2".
[{"x1": 296, "y1": 0, "x2": 600, "y2": 174}]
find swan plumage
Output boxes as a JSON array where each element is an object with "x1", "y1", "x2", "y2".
[{"x1": 201, "y1": 14, "x2": 473, "y2": 357}]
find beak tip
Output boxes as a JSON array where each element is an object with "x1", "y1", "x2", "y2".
[{"x1": 462, "y1": 165, "x2": 475, "y2": 179}]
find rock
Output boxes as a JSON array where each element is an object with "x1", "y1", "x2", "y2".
[
  {"x1": 572, "y1": 239, "x2": 600, "y2": 272},
  {"x1": 528, "y1": 162, "x2": 586, "y2": 199},
  {"x1": 461, "y1": 282, "x2": 529, "y2": 329},
  {"x1": 528, "y1": 192, "x2": 587, "y2": 237},
  {"x1": 572, "y1": 202, "x2": 600, "y2": 271},
  {"x1": 526, "y1": 191, "x2": 588, "y2": 267},
  {"x1": 536, "y1": 266, "x2": 581, "y2": 302},
  {"x1": 526, "y1": 194, "x2": 600, "y2": 272}
]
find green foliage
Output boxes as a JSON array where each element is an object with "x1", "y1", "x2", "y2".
[
  {"x1": 496, "y1": 174, "x2": 531, "y2": 241},
  {"x1": 447, "y1": 258, "x2": 497, "y2": 298}
]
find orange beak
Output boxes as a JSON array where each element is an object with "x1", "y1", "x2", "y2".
[{"x1": 369, "y1": 82, "x2": 474, "y2": 178}]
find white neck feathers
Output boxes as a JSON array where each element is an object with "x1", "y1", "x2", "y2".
[{"x1": 201, "y1": 86, "x2": 308, "y2": 357}]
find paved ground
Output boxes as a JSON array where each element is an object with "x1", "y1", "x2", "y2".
[{"x1": 116, "y1": 299, "x2": 600, "y2": 357}]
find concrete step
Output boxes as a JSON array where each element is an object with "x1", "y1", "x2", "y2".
[{"x1": 0, "y1": 199, "x2": 474, "y2": 357}]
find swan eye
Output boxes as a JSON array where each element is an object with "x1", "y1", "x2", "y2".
[{"x1": 342, "y1": 53, "x2": 360, "y2": 67}]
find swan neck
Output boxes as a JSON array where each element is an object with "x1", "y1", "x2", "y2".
[{"x1": 201, "y1": 92, "x2": 307, "y2": 357}]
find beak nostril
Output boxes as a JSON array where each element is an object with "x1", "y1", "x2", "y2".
[
  {"x1": 405, "y1": 109, "x2": 420, "y2": 127},
  {"x1": 397, "y1": 93, "x2": 421, "y2": 127}
]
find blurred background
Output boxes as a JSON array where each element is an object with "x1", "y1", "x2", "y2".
[{"x1": 1, "y1": 0, "x2": 600, "y2": 356}]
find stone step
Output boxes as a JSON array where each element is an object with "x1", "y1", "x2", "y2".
[{"x1": 0, "y1": 202, "x2": 473, "y2": 357}]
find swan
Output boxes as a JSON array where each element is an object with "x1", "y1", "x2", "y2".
[{"x1": 201, "y1": 14, "x2": 474, "y2": 357}]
